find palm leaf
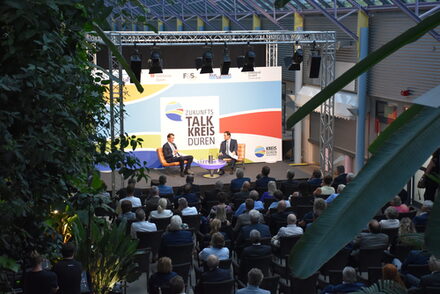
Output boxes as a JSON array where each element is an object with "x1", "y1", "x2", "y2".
[
  {"x1": 288, "y1": 106, "x2": 440, "y2": 278},
  {"x1": 353, "y1": 280, "x2": 407, "y2": 294},
  {"x1": 425, "y1": 195, "x2": 440, "y2": 257},
  {"x1": 285, "y1": 11, "x2": 440, "y2": 129}
]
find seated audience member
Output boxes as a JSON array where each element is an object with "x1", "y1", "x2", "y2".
[
  {"x1": 146, "y1": 186, "x2": 171, "y2": 212},
  {"x1": 231, "y1": 181, "x2": 251, "y2": 206},
  {"x1": 131, "y1": 208, "x2": 157, "y2": 239},
  {"x1": 116, "y1": 178, "x2": 137, "y2": 199},
  {"x1": 302, "y1": 198, "x2": 327, "y2": 224},
  {"x1": 271, "y1": 213, "x2": 303, "y2": 247},
  {"x1": 326, "y1": 184, "x2": 346, "y2": 204},
  {"x1": 205, "y1": 219, "x2": 229, "y2": 243},
  {"x1": 346, "y1": 172, "x2": 355, "y2": 183},
  {"x1": 169, "y1": 275, "x2": 185, "y2": 294},
  {"x1": 118, "y1": 185, "x2": 141, "y2": 213},
  {"x1": 150, "y1": 198, "x2": 173, "y2": 219},
  {"x1": 401, "y1": 249, "x2": 431, "y2": 275},
  {"x1": 280, "y1": 169, "x2": 300, "y2": 196},
  {"x1": 177, "y1": 175, "x2": 200, "y2": 195},
  {"x1": 352, "y1": 220, "x2": 389, "y2": 255},
  {"x1": 407, "y1": 255, "x2": 440, "y2": 292},
  {"x1": 199, "y1": 233, "x2": 230, "y2": 261},
  {"x1": 235, "y1": 190, "x2": 264, "y2": 216},
  {"x1": 398, "y1": 217, "x2": 416, "y2": 236},
  {"x1": 308, "y1": 169, "x2": 323, "y2": 190},
  {"x1": 332, "y1": 165, "x2": 348, "y2": 190},
  {"x1": 24, "y1": 251, "x2": 58, "y2": 294},
  {"x1": 260, "y1": 181, "x2": 277, "y2": 202},
  {"x1": 118, "y1": 200, "x2": 136, "y2": 221},
  {"x1": 176, "y1": 198, "x2": 198, "y2": 216},
  {"x1": 200, "y1": 255, "x2": 231, "y2": 282},
  {"x1": 413, "y1": 200, "x2": 433, "y2": 226},
  {"x1": 268, "y1": 190, "x2": 291, "y2": 210},
  {"x1": 234, "y1": 200, "x2": 265, "y2": 232},
  {"x1": 255, "y1": 166, "x2": 276, "y2": 189},
  {"x1": 237, "y1": 268, "x2": 270, "y2": 294},
  {"x1": 382, "y1": 264, "x2": 406, "y2": 289},
  {"x1": 53, "y1": 243, "x2": 82, "y2": 294},
  {"x1": 213, "y1": 206, "x2": 233, "y2": 240},
  {"x1": 162, "y1": 215, "x2": 193, "y2": 246},
  {"x1": 241, "y1": 230, "x2": 272, "y2": 259},
  {"x1": 321, "y1": 266, "x2": 364, "y2": 294},
  {"x1": 204, "y1": 180, "x2": 224, "y2": 203},
  {"x1": 210, "y1": 192, "x2": 233, "y2": 216},
  {"x1": 380, "y1": 206, "x2": 400, "y2": 229},
  {"x1": 157, "y1": 175, "x2": 173, "y2": 195},
  {"x1": 231, "y1": 169, "x2": 251, "y2": 193},
  {"x1": 390, "y1": 195, "x2": 409, "y2": 213},
  {"x1": 237, "y1": 210, "x2": 270, "y2": 245},
  {"x1": 314, "y1": 175, "x2": 335, "y2": 197},
  {"x1": 269, "y1": 200, "x2": 290, "y2": 223},
  {"x1": 175, "y1": 184, "x2": 199, "y2": 205},
  {"x1": 148, "y1": 257, "x2": 177, "y2": 294}
]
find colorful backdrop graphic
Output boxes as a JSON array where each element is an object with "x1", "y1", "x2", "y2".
[{"x1": 99, "y1": 67, "x2": 282, "y2": 170}]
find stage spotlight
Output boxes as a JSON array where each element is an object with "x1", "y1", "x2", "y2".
[
  {"x1": 220, "y1": 45, "x2": 231, "y2": 75},
  {"x1": 287, "y1": 46, "x2": 303, "y2": 71},
  {"x1": 200, "y1": 50, "x2": 214, "y2": 74},
  {"x1": 309, "y1": 43, "x2": 321, "y2": 78},
  {"x1": 130, "y1": 48, "x2": 142, "y2": 83},
  {"x1": 242, "y1": 48, "x2": 256, "y2": 72},
  {"x1": 149, "y1": 50, "x2": 163, "y2": 74}
]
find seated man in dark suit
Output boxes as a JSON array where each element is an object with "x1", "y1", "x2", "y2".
[
  {"x1": 413, "y1": 200, "x2": 433, "y2": 227},
  {"x1": 230, "y1": 169, "x2": 251, "y2": 193},
  {"x1": 177, "y1": 175, "x2": 200, "y2": 195},
  {"x1": 174, "y1": 184, "x2": 199, "y2": 206},
  {"x1": 268, "y1": 200, "x2": 290, "y2": 223},
  {"x1": 351, "y1": 220, "x2": 389, "y2": 261},
  {"x1": 280, "y1": 169, "x2": 300, "y2": 197},
  {"x1": 238, "y1": 230, "x2": 272, "y2": 280},
  {"x1": 255, "y1": 166, "x2": 276, "y2": 189},
  {"x1": 401, "y1": 249, "x2": 431, "y2": 275},
  {"x1": 203, "y1": 180, "x2": 224, "y2": 203},
  {"x1": 406, "y1": 255, "x2": 440, "y2": 293},
  {"x1": 160, "y1": 215, "x2": 193, "y2": 257},
  {"x1": 236, "y1": 210, "x2": 271, "y2": 247},
  {"x1": 231, "y1": 181, "x2": 251, "y2": 208},
  {"x1": 331, "y1": 165, "x2": 347, "y2": 190},
  {"x1": 201, "y1": 254, "x2": 231, "y2": 282},
  {"x1": 233, "y1": 200, "x2": 265, "y2": 232},
  {"x1": 218, "y1": 131, "x2": 238, "y2": 175},
  {"x1": 162, "y1": 133, "x2": 194, "y2": 177},
  {"x1": 321, "y1": 266, "x2": 364, "y2": 293}
]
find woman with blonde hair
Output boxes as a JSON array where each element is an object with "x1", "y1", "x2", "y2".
[
  {"x1": 148, "y1": 257, "x2": 177, "y2": 294},
  {"x1": 398, "y1": 217, "x2": 416, "y2": 236},
  {"x1": 150, "y1": 197, "x2": 173, "y2": 219},
  {"x1": 260, "y1": 180, "x2": 277, "y2": 201}
]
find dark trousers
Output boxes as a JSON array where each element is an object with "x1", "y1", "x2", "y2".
[
  {"x1": 424, "y1": 177, "x2": 439, "y2": 201},
  {"x1": 218, "y1": 154, "x2": 236, "y2": 169},
  {"x1": 167, "y1": 155, "x2": 193, "y2": 172}
]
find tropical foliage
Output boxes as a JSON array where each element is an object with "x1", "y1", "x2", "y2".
[{"x1": 353, "y1": 280, "x2": 407, "y2": 294}]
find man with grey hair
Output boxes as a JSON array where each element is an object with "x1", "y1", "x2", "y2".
[
  {"x1": 236, "y1": 268, "x2": 270, "y2": 294},
  {"x1": 406, "y1": 255, "x2": 440, "y2": 291},
  {"x1": 321, "y1": 266, "x2": 364, "y2": 293},
  {"x1": 130, "y1": 208, "x2": 157, "y2": 239},
  {"x1": 346, "y1": 172, "x2": 355, "y2": 184},
  {"x1": 326, "y1": 184, "x2": 346, "y2": 204},
  {"x1": 413, "y1": 200, "x2": 433, "y2": 226},
  {"x1": 280, "y1": 169, "x2": 300, "y2": 196},
  {"x1": 145, "y1": 186, "x2": 170, "y2": 212},
  {"x1": 240, "y1": 230, "x2": 271, "y2": 263},
  {"x1": 160, "y1": 215, "x2": 193, "y2": 256},
  {"x1": 231, "y1": 181, "x2": 251, "y2": 205},
  {"x1": 380, "y1": 206, "x2": 400, "y2": 229},
  {"x1": 231, "y1": 168, "x2": 251, "y2": 193},
  {"x1": 237, "y1": 210, "x2": 270, "y2": 245},
  {"x1": 177, "y1": 197, "x2": 198, "y2": 216},
  {"x1": 234, "y1": 190, "x2": 264, "y2": 216},
  {"x1": 198, "y1": 254, "x2": 231, "y2": 284},
  {"x1": 271, "y1": 213, "x2": 303, "y2": 247},
  {"x1": 332, "y1": 165, "x2": 347, "y2": 190}
]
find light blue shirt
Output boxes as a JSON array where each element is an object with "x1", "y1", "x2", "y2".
[
  {"x1": 198, "y1": 247, "x2": 230, "y2": 261},
  {"x1": 325, "y1": 193, "x2": 340, "y2": 203},
  {"x1": 268, "y1": 201, "x2": 291, "y2": 210},
  {"x1": 237, "y1": 285, "x2": 270, "y2": 294},
  {"x1": 234, "y1": 201, "x2": 264, "y2": 216},
  {"x1": 158, "y1": 185, "x2": 173, "y2": 195}
]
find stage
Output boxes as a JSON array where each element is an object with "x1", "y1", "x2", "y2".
[{"x1": 100, "y1": 161, "x2": 318, "y2": 190}]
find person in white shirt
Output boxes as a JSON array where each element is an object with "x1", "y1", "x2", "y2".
[
  {"x1": 131, "y1": 208, "x2": 157, "y2": 239},
  {"x1": 177, "y1": 198, "x2": 198, "y2": 216},
  {"x1": 150, "y1": 198, "x2": 173, "y2": 219},
  {"x1": 117, "y1": 185, "x2": 142, "y2": 214},
  {"x1": 380, "y1": 206, "x2": 400, "y2": 229},
  {"x1": 271, "y1": 213, "x2": 303, "y2": 247},
  {"x1": 314, "y1": 175, "x2": 336, "y2": 197},
  {"x1": 198, "y1": 232, "x2": 230, "y2": 261}
]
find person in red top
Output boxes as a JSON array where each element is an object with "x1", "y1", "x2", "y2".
[{"x1": 390, "y1": 195, "x2": 409, "y2": 213}]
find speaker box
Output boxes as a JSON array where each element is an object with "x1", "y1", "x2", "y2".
[{"x1": 309, "y1": 55, "x2": 321, "y2": 79}]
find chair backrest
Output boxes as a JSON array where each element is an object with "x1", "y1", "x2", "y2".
[
  {"x1": 202, "y1": 279, "x2": 235, "y2": 294},
  {"x1": 264, "y1": 198, "x2": 277, "y2": 210},
  {"x1": 172, "y1": 262, "x2": 191, "y2": 285},
  {"x1": 359, "y1": 248, "x2": 384, "y2": 272},
  {"x1": 426, "y1": 286, "x2": 440, "y2": 294},
  {"x1": 290, "y1": 196, "x2": 314, "y2": 207},
  {"x1": 270, "y1": 219, "x2": 288, "y2": 236},
  {"x1": 237, "y1": 144, "x2": 245, "y2": 162},
  {"x1": 328, "y1": 270, "x2": 343, "y2": 285},
  {"x1": 181, "y1": 214, "x2": 201, "y2": 233},
  {"x1": 137, "y1": 230, "x2": 164, "y2": 257},
  {"x1": 320, "y1": 248, "x2": 350, "y2": 275},
  {"x1": 368, "y1": 266, "x2": 382, "y2": 285},
  {"x1": 295, "y1": 205, "x2": 313, "y2": 220},
  {"x1": 415, "y1": 224, "x2": 426, "y2": 233},
  {"x1": 165, "y1": 242, "x2": 194, "y2": 265},
  {"x1": 240, "y1": 254, "x2": 272, "y2": 282},
  {"x1": 393, "y1": 243, "x2": 413, "y2": 261},
  {"x1": 156, "y1": 148, "x2": 167, "y2": 165},
  {"x1": 134, "y1": 248, "x2": 151, "y2": 274},
  {"x1": 381, "y1": 228, "x2": 399, "y2": 245},
  {"x1": 398, "y1": 210, "x2": 417, "y2": 220},
  {"x1": 407, "y1": 264, "x2": 431, "y2": 278},
  {"x1": 290, "y1": 273, "x2": 318, "y2": 294},
  {"x1": 151, "y1": 217, "x2": 172, "y2": 231},
  {"x1": 279, "y1": 235, "x2": 302, "y2": 257},
  {"x1": 219, "y1": 258, "x2": 232, "y2": 270},
  {"x1": 260, "y1": 275, "x2": 280, "y2": 294}
]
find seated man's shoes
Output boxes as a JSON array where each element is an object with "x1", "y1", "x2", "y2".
[{"x1": 219, "y1": 169, "x2": 225, "y2": 175}]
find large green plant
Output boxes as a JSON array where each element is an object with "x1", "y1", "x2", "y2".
[{"x1": 278, "y1": 10, "x2": 440, "y2": 278}]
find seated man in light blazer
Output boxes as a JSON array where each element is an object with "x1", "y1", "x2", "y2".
[
  {"x1": 162, "y1": 133, "x2": 194, "y2": 177},
  {"x1": 218, "y1": 131, "x2": 238, "y2": 175}
]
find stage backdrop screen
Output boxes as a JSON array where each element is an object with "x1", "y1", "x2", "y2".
[{"x1": 109, "y1": 67, "x2": 282, "y2": 168}]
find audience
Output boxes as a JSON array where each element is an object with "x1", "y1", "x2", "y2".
[
  {"x1": 52, "y1": 243, "x2": 82, "y2": 294},
  {"x1": 205, "y1": 218, "x2": 229, "y2": 243},
  {"x1": 199, "y1": 233, "x2": 230, "y2": 261},
  {"x1": 346, "y1": 172, "x2": 355, "y2": 184},
  {"x1": 255, "y1": 166, "x2": 276, "y2": 189},
  {"x1": 380, "y1": 206, "x2": 400, "y2": 229},
  {"x1": 401, "y1": 249, "x2": 431, "y2": 275},
  {"x1": 351, "y1": 220, "x2": 389, "y2": 257},
  {"x1": 382, "y1": 263, "x2": 406, "y2": 288},
  {"x1": 118, "y1": 200, "x2": 135, "y2": 221},
  {"x1": 118, "y1": 185, "x2": 141, "y2": 213},
  {"x1": 391, "y1": 195, "x2": 409, "y2": 213},
  {"x1": 269, "y1": 200, "x2": 290, "y2": 223},
  {"x1": 204, "y1": 180, "x2": 224, "y2": 203},
  {"x1": 413, "y1": 200, "x2": 433, "y2": 226},
  {"x1": 271, "y1": 213, "x2": 303, "y2": 247},
  {"x1": 260, "y1": 181, "x2": 277, "y2": 201},
  {"x1": 237, "y1": 210, "x2": 271, "y2": 245},
  {"x1": 236, "y1": 268, "x2": 270, "y2": 294},
  {"x1": 231, "y1": 169, "x2": 251, "y2": 193},
  {"x1": 314, "y1": 175, "x2": 335, "y2": 198},
  {"x1": 234, "y1": 202, "x2": 264, "y2": 232},
  {"x1": 280, "y1": 169, "x2": 300, "y2": 196},
  {"x1": 321, "y1": 266, "x2": 364, "y2": 293},
  {"x1": 231, "y1": 181, "x2": 251, "y2": 206},
  {"x1": 325, "y1": 184, "x2": 345, "y2": 204},
  {"x1": 268, "y1": 190, "x2": 291, "y2": 209},
  {"x1": 241, "y1": 230, "x2": 271, "y2": 259},
  {"x1": 131, "y1": 208, "x2": 157, "y2": 239},
  {"x1": 332, "y1": 165, "x2": 348, "y2": 190},
  {"x1": 157, "y1": 175, "x2": 173, "y2": 195},
  {"x1": 210, "y1": 192, "x2": 233, "y2": 216},
  {"x1": 175, "y1": 183, "x2": 199, "y2": 204},
  {"x1": 169, "y1": 275, "x2": 186, "y2": 294},
  {"x1": 150, "y1": 198, "x2": 173, "y2": 219},
  {"x1": 148, "y1": 257, "x2": 177, "y2": 294},
  {"x1": 24, "y1": 251, "x2": 58, "y2": 294},
  {"x1": 176, "y1": 198, "x2": 198, "y2": 216},
  {"x1": 162, "y1": 215, "x2": 193, "y2": 245},
  {"x1": 303, "y1": 198, "x2": 327, "y2": 224},
  {"x1": 308, "y1": 169, "x2": 323, "y2": 189},
  {"x1": 235, "y1": 190, "x2": 264, "y2": 216},
  {"x1": 407, "y1": 255, "x2": 440, "y2": 292},
  {"x1": 146, "y1": 186, "x2": 170, "y2": 213},
  {"x1": 177, "y1": 175, "x2": 200, "y2": 194}
]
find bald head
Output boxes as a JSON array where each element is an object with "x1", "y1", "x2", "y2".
[
  {"x1": 277, "y1": 200, "x2": 287, "y2": 212},
  {"x1": 206, "y1": 254, "x2": 219, "y2": 269},
  {"x1": 249, "y1": 229, "x2": 261, "y2": 244},
  {"x1": 368, "y1": 219, "x2": 381, "y2": 234},
  {"x1": 287, "y1": 213, "x2": 297, "y2": 225},
  {"x1": 241, "y1": 181, "x2": 251, "y2": 192}
]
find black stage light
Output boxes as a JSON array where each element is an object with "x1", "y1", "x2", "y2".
[
  {"x1": 149, "y1": 50, "x2": 163, "y2": 74},
  {"x1": 130, "y1": 48, "x2": 142, "y2": 83},
  {"x1": 200, "y1": 50, "x2": 213, "y2": 74},
  {"x1": 242, "y1": 48, "x2": 256, "y2": 72},
  {"x1": 221, "y1": 45, "x2": 231, "y2": 75},
  {"x1": 288, "y1": 47, "x2": 303, "y2": 71}
]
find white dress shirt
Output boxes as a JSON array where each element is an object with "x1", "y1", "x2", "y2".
[
  {"x1": 131, "y1": 221, "x2": 157, "y2": 239},
  {"x1": 181, "y1": 206, "x2": 198, "y2": 216},
  {"x1": 119, "y1": 196, "x2": 142, "y2": 208}
]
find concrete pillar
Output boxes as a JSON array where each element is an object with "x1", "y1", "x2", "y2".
[{"x1": 294, "y1": 12, "x2": 304, "y2": 163}]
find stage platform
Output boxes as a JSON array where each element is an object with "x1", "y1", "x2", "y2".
[{"x1": 100, "y1": 161, "x2": 318, "y2": 190}]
